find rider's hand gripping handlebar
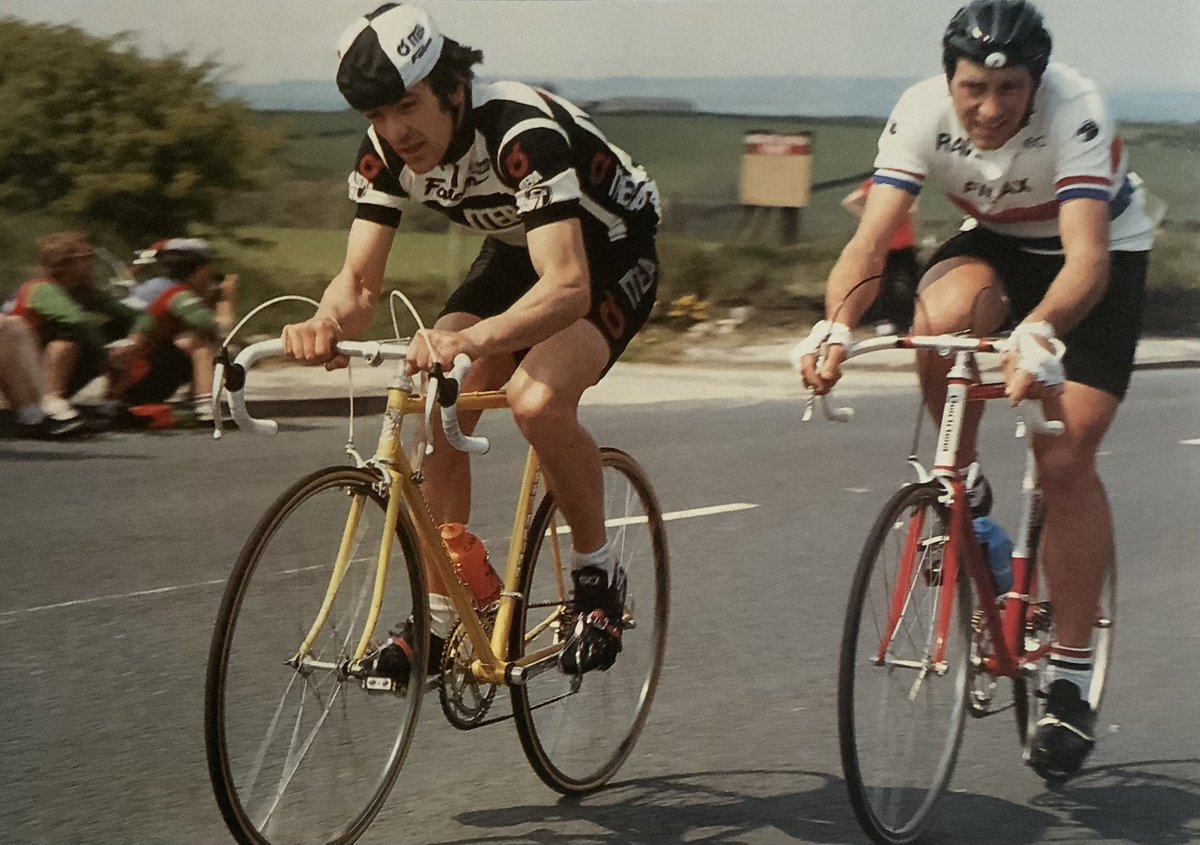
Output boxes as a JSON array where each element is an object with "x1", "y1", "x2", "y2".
[
  {"x1": 212, "y1": 339, "x2": 491, "y2": 453},
  {"x1": 800, "y1": 333, "x2": 1064, "y2": 436}
]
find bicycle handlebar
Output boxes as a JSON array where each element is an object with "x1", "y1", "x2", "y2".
[
  {"x1": 807, "y1": 333, "x2": 1064, "y2": 437},
  {"x1": 212, "y1": 338, "x2": 492, "y2": 453}
]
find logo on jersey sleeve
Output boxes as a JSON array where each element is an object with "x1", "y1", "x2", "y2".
[
  {"x1": 517, "y1": 185, "x2": 552, "y2": 213},
  {"x1": 589, "y1": 151, "x2": 616, "y2": 187},
  {"x1": 1075, "y1": 120, "x2": 1100, "y2": 143},
  {"x1": 357, "y1": 152, "x2": 384, "y2": 181},
  {"x1": 504, "y1": 141, "x2": 530, "y2": 180}
]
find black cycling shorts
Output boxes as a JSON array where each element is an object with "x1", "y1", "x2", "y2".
[
  {"x1": 440, "y1": 234, "x2": 658, "y2": 376},
  {"x1": 924, "y1": 226, "x2": 1148, "y2": 400}
]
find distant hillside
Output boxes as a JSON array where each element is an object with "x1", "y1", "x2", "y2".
[{"x1": 226, "y1": 75, "x2": 1199, "y2": 123}]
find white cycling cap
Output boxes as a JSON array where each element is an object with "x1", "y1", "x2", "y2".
[
  {"x1": 160, "y1": 237, "x2": 212, "y2": 258},
  {"x1": 130, "y1": 248, "x2": 158, "y2": 266},
  {"x1": 336, "y1": 3, "x2": 444, "y2": 111}
]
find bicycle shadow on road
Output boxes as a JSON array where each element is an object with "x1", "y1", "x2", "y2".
[
  {"x1": 443, "y1": 766, "x2": 1049, "y2": 845},
  {"x1": 1026, "y1": 758, "x2": 1200, "y2": 845}
]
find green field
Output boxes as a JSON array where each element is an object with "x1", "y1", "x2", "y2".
[{"x1": 3, "y1": 109, "x2": 1196, "y2": 338}]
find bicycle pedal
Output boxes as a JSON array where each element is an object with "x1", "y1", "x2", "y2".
[{"x1": 363, "y1": 676, "x2": 400, "y2": 692}]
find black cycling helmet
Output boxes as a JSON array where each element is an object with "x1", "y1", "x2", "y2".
[
  {"x1": 942, "y1": 0, "x2": 1052, "y2": 83},
  {"x1": 336, "y1": 3, "x2": 444, "y2": 111}
]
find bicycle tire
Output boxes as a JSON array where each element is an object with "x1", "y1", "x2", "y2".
[
  {"x1": 510, "y1": 447, "x2": 670, "y2": 794},
  {"x1": 838, "y1": 482, "x2": 972, "y2": 845},
  {"x1": 205, "y1": 466, "x2": 428, "y2": 845},
  {"x1": 1013, "y1": 561, "x2": 1116, "y2": 757}
]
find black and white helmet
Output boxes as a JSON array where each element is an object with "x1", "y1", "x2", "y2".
[
  {"x1": 942, "y1": 0, "x2": 1052, "y2": 82},
  {"x1": 336, "y1": 3, "x2": 444, "y2": 111}
]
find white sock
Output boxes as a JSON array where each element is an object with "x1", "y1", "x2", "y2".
[
  {"x1": 571, "y1": 538, "x2": 616, "y2": 580},
  {"x1": 41, "y1": 396, "x2": 78, "y2": 420},
  {"x1": 17, "y1": 405, "x2": 46, "y2": 426},
  {"x1": 1047, "y1": 642, "x2": 1093, "y2": 696},
  {"x1": 428, "y1": 593, "x2": 457, "y2": 640}
]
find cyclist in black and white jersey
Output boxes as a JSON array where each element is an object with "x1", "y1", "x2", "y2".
[
  {"x1": 795, "y1": 0, "x2": 1154, "y2": 781},
  {"x1": 283, "y1": 3, "x2": 659, "y2": 678}
]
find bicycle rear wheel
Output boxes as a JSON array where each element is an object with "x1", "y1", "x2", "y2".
[
  {"x1": 839, "y1": 482, "x2": 972, "y2": 845},
  {"x1": 205, "y1": 466, "x2": 427, "y2": 845},
  {"x1": 1014, "y1": 561, "x2": 1116, "y2": 756},
  {"x1": 510, "y1": 447, "x2": 669, "y2": 794}
]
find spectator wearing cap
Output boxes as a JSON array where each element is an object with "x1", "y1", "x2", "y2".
[
  {"x1": 126, "y1": 240, "x2": 166, "y2": 285},
  {"x1": 3, "y1": 231, "x2": 140, "y2": 420},
  {"x1": 121, "y1": 238, "x2": 239, "y2": 422}
]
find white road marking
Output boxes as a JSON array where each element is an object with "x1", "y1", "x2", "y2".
[
  {"x1": 0, "y1": 505, "x2": 759, "y2": 617},
  {"x1": 551, "y1": 502, "x2": 759, "y2": 533},
  {"x1": 1181, "y1": 438, "x2": 1200, "y2": 446}
]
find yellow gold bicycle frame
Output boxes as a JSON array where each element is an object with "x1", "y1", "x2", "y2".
[{"x1": 294, "y1": 381, "x2": 569, "y2": 687}]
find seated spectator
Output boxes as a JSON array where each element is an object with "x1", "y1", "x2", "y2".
[
  {"x1": 121, "y1": 238, "x2": 238, "y2": 423},
  {"x1": 0, "y1": 315, "x2": 86, "y2": 438},
  {"x1": 3, "y1": 231, "x2": 140, "y2": 420}
]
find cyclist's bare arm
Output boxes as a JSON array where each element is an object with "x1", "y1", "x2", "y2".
[
  {"x1": 1003, "y1": 198, "x2": 1110, "y2": 402},
  {"x1": 282, "y1": 218, "x2": 396, "y2": 364},
  {"x1": 412, "y1": 217, "x2": 591, "y2": 372},
  {"x1": 1026, "y1": 198, "x2": 1111, "y2": 334},
  {"x1": 800, "y1": 183, "x2": 915, "y2": 392}
]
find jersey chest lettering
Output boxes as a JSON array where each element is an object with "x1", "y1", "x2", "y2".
[
  {"x1": 459, "y1": 205, "x2": 522, "y2": 231},
  {"x1": 935, "y1": 133, "x2": 974, "y2": 157},
  {"x1": 420, "y1": 159, "x2": 496, "y2": 204},
  {"x1": 961, "y1": 178, "x2": 1032, "y2": 202}
]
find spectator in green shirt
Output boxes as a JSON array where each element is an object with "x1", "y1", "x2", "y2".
[{"x1": 3, "y1": 231, "x2": 140, "y2": 417}]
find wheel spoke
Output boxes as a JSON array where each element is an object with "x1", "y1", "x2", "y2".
[
  {"x1": 206, "y1": 468, "x2": 426, "y2": 845},
  {"x1": 511, "y1": 449, "x2": 668, "y2": 794}
]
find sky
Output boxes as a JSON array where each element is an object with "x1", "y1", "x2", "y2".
[{"x1": 3, "y1": 0, "x2": 1198, "y2": 91}]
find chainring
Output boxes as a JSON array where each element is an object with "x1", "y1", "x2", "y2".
[{"x1": 438, "y1": 607, "x2": 498, "y2": 729}]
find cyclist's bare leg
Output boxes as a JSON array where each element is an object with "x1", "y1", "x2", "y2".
[
  {"x1": 420, "y1": 312, "x2": 515, "y2": 592},
  {"x1": 507, "y1": 318, "x2": 609, "y2": 555},
  {"x1": 1032, "y1": 382, "x2": 1118, "y2": 649},
  {"x1": 912, "y1": 257, "x2": 1008, "y2": 467}
]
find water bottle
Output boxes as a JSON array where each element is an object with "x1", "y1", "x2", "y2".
[
  {"x1": 972, "y1": 516, "x2": 1014, "y2": 595},
  {"x1": 439, "y1": 523, "x2": 503, "y2": 608}
]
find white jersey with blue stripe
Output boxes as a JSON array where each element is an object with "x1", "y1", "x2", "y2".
[{"x1": 873, "y1": 64, "x2": 1154, "y2": 253}]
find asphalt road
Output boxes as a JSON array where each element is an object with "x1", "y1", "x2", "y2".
[{"x1": 2, "y1": 368, "x2": 1198, "y2": 845}]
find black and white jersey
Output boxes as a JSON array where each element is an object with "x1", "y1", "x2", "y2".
[{"x1": 348, "y1": 81, "x2": 661, "y2": 248}]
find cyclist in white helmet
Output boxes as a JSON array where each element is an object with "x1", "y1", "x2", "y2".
[
  {"x1": 283, "y1": 3, "x2": 661, "y2": 680},
  {"x1": 796, "y1": 0, "x2": 1154, "y2": 781}
]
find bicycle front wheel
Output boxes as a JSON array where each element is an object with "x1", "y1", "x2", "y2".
[
  {"x1": 205, "y1": 466, "x2": 427, "y2": 845},
  {"x1": 510, "y1": 447, "x2": 670, "y2": 794},
  {"x1": 839, "y1": 482, "x2": 972, "y2": 845}
]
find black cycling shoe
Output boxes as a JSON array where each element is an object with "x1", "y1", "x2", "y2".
[
  {"x1": 1028, "y1": 679, "x2": 1096, "y2": 782},
  {"x1": 365, "y1": 618, "x2": 445, "y2": 688},
  {"x1": 17, "y1": 415, "x2": 88, "y2": 440},
  {"x1": 559, "y1": 565, "x2": 625, "y2": 675}
]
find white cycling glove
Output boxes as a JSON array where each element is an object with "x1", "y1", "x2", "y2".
[
  {"x1": 789, "y1": 319, "x2": 853, "y2": 372},
  {"x1": 1001, "y1": 320, "x2": 1067, "y2": 386}
]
